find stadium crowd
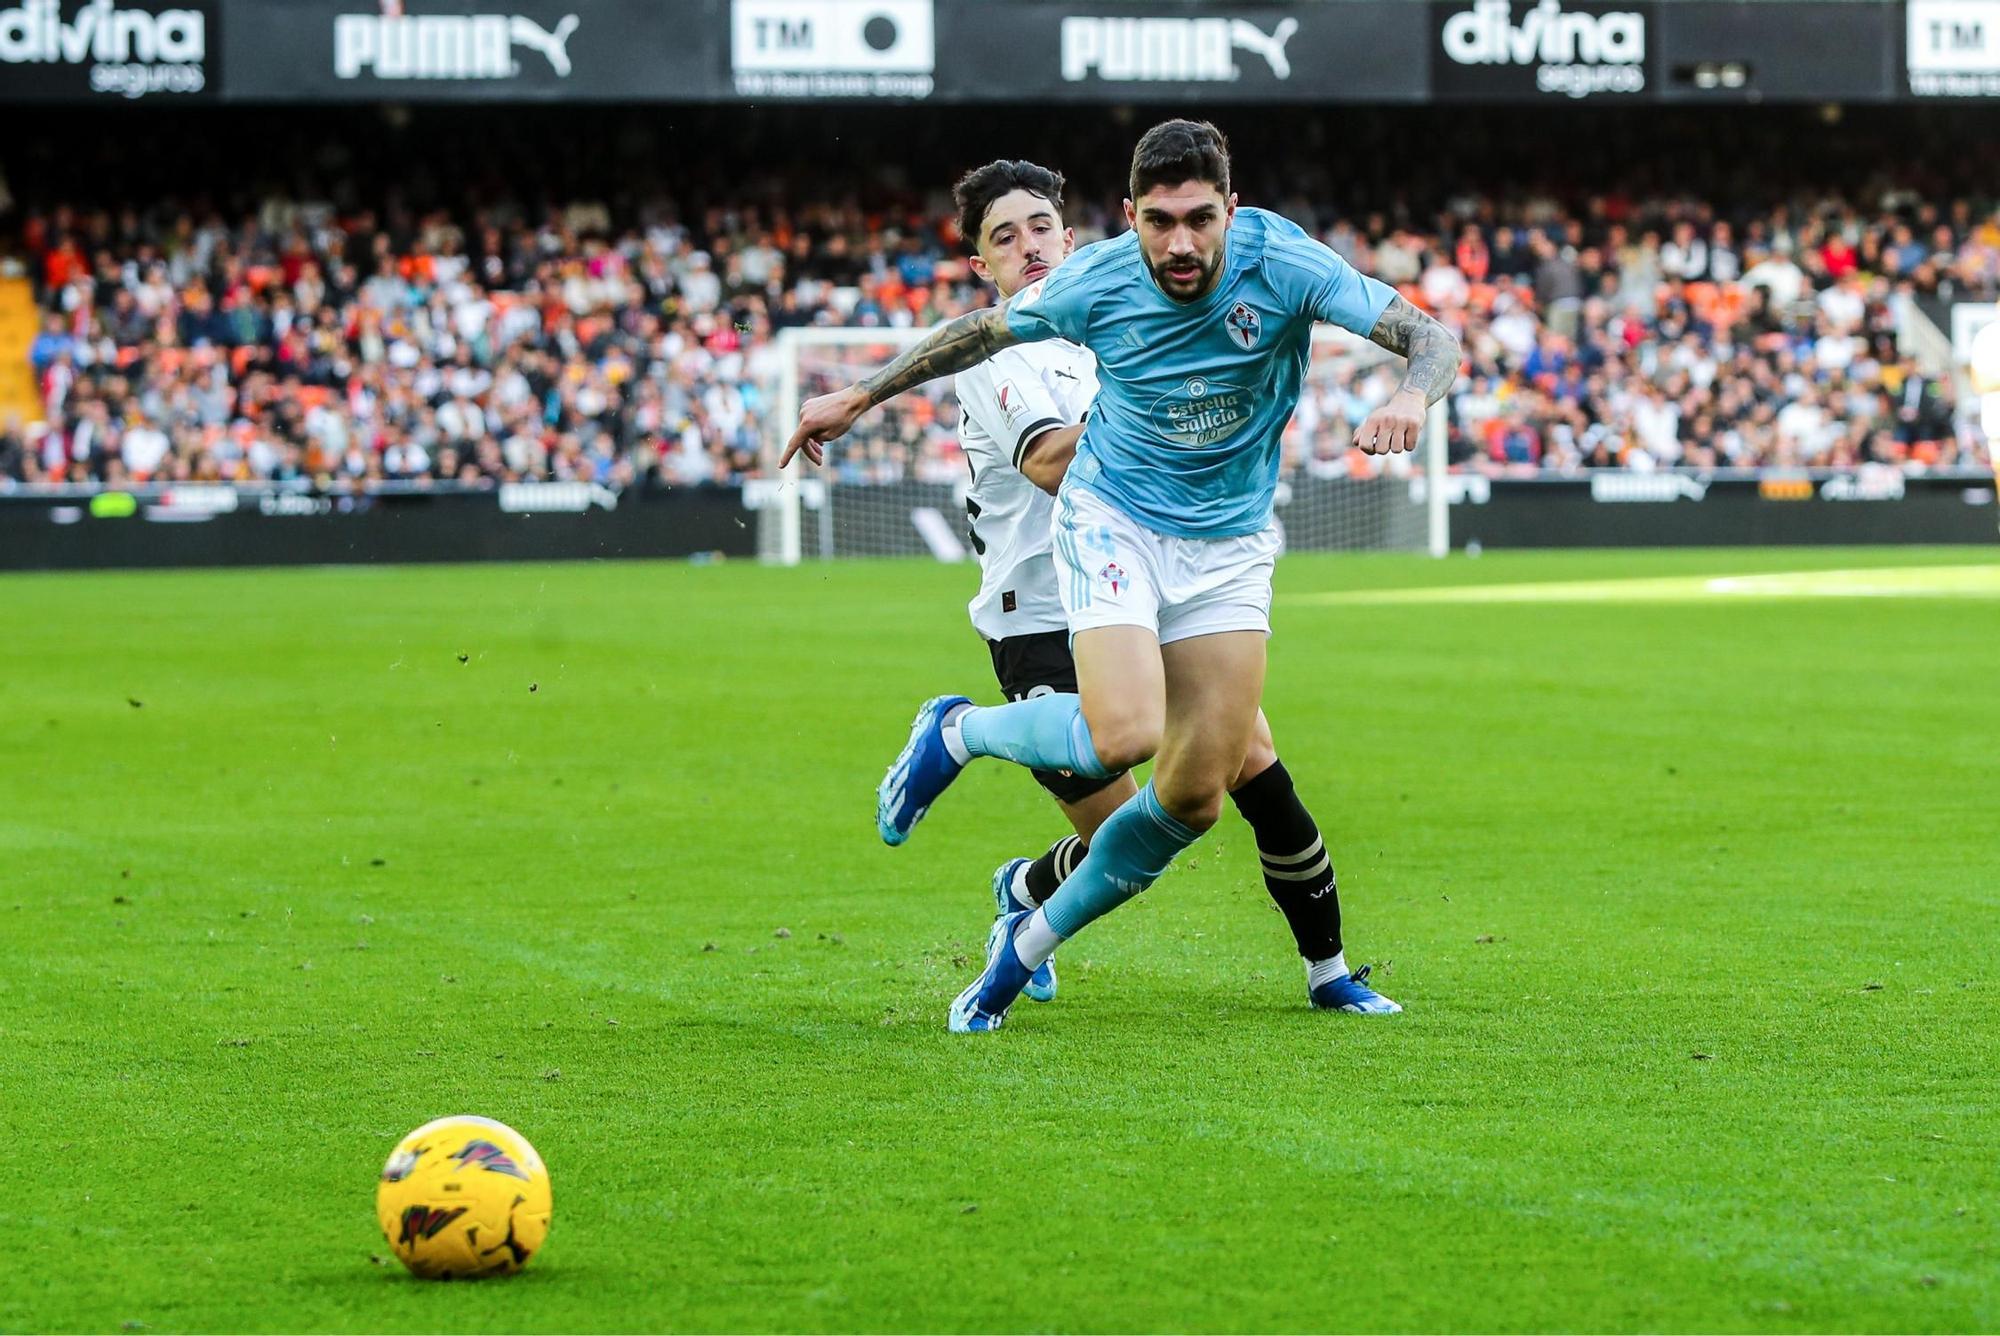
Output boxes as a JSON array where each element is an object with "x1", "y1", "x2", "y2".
[{"x1": 4, "y1": 106, "x2": 1994, "y2": 490}]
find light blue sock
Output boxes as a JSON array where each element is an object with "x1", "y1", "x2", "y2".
[
  {"x1": 1041, "y1": 783, "x2": 1201, "y2": 940},
  {"x1": 956, "y1": 693, "x2": 1110, "y2": 778}
]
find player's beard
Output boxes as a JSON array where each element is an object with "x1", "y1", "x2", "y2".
[{"x1": 1151, "y1": 249, "x2": 1219, "y2": 302}]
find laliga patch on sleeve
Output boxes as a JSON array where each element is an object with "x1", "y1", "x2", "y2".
[
  {"x1": 997, "y1": 381, "x2": 1026, "y2": 427},
  {"x1": 1014, "y1": 279, "x2": 1045, "y2": 309}
]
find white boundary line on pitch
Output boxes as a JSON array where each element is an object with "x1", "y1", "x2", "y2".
[{"x1": 1283, "y1": 564, "x2": 2000, "y2": 606}]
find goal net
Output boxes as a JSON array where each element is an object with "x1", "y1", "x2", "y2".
[{"x1": 757, "y1": 324, "x2": 1446, "y2": 563}]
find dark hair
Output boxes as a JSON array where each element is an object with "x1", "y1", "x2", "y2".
[
  {"x1": 952, "y1": 160, "x2": 1066, "y2": 254},
  {"x1": 1129, "y1": 119, "x2": 1231, "y2": 201}
]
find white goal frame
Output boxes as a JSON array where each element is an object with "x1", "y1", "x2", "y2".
[{"x1": 761, "y1": 324, "x2": 1449, "y2": 564}]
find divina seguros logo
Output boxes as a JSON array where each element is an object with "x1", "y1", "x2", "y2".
[
  {"x1": 0, "y1": 0, "x2": 206, "y2": 97},
  {"x1": 1441, "y1": 0, "x2": 1646, "y2": 99}
]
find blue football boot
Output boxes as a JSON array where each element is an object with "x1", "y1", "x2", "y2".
[
  {"x1": 1309, "y1": 964, "x2": 1403, "y2": 1015},
  {"x1": 948, "y1": 910, "x2": 1038, "y2": 1033},
  {"x1": 876, "y1": 694, "x2": 971, "y2": 846},
  {"x1": 992, "y1": 858, "x2": 1056, "y2": 1003}
]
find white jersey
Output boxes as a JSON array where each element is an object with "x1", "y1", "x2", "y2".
[{"x1": 955, "y1": 338, "x2": 1099, "y2": 641}]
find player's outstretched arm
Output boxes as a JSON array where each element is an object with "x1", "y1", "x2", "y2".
[
  {"x1": 782, "y1": 306, "x2": 1024, "y2": 467},
  {"x1": 1353, "y1": 295, "x2": 1462, "y2": 456}
]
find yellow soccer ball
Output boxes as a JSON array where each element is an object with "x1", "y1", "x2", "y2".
[{"x1": 376, "y1": 1115, "x2": 552, "y2": 1279}]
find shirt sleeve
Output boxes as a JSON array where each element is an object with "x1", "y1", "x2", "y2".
[
  {"x1": 960, "y1": 350, "x2": 1071, "y2": 469},
  {"x1": 1286, "y1": 237, "x2": 1398, "y2": 336},
  {"x1": 1002, "y1": 264, "x2": 1092, "y2": 346}
]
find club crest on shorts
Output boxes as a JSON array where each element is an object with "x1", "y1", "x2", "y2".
[
  {"x1": 1225, "y1": 302, "x2": 1262, "y2": 350},
  {"x1": 1098, "y1": 562, "x2": 1128, "y2": 597}
]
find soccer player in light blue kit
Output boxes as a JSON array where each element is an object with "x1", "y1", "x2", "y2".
[{"x1": 787, "y1": 122, "x2": 1461, "y2": 1032}]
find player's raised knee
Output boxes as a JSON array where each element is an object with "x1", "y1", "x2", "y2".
[
  {"x1": 1151, "y1": 775, "x2": 1226, "y2": 832},
  {"x1": 1158, "y1": 791, "x2": 1225, "y2": 832},
  {"x1": 1084, "y1": 711, "x2": 1161, "y2": 774}
]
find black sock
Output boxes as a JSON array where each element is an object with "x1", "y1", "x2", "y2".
[
  {"x1": 1229, "y1": 759, "x2": 1342, "y2": 960},
  {"x1": 1023, "y1": 834, "x2": 1086, "y2": 906}
]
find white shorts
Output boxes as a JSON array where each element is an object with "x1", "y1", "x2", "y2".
[{"x1": 1052, "y1": 484, "x2": 1280, "y2": 644}]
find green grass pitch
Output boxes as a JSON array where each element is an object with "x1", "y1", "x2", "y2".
[{"x1": 3, "y1": 546, "x2": 1995, "y2": 1333}]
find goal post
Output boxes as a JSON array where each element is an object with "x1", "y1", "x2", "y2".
[
  {"x1": 760, "y1": 324, "x2": 1450, "y2": 564},
  {"x1": 762, "y1": 325, "x2": 976, "y2": 565},
  {"x1": 1427, "y1": 396, "x2": 1449, "y2": 559}
]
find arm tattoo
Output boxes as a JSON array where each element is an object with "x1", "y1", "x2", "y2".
[
  {"x1": 1366, "y1": 294, "x2": 1461, "y2": 408},
  {"x1": 858, "y1": 306, "x2": 1019, "y2": 406}
]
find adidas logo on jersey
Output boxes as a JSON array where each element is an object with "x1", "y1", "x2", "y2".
[{"x1": 1060, "y1": 15, "x2": 1298, "y2": 83}]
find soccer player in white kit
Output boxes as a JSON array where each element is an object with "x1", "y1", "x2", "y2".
[
  {"x1": 944, "y1": 157, "x2": 1399, "y2": 1017},
  {"x1": 789, "y1": 122, "x2": 1460, "y2": 1032}
]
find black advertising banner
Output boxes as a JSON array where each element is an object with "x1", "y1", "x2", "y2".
[
  {"x1": 219, "y1": 0, "x2": 1435, "y2": 105},
  {"x1": 935, "y1": 0, "x2": 1428, "y2": 103},
  {"x1": 222, "y1": 0, "x2": 718, "y2": 101},
  {"x1": 1450, "y1": 473, "x2": 1997, "y2": 549},
  {"x1": 2, "y1": 0, "x2": 1979, "y2": 106},
  {"x1": 0, "y1": 0, "x2": 218, "y2": 100},
  {"x1": 1657, "y1": 1, "x2": 1898, "y2": 101},
  {"x1": 0, "y1": 485, "x2": 760, "y2": 571},
  {"x1": 1429, "y1": 0, "x2": 1656, "y2": 100}
]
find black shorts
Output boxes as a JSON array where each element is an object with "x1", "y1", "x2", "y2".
[{"x1": 986, "y1": 629, "x2": 1127, "y2": 805}]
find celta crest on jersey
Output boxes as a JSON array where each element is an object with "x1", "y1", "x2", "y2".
[
  {"x1": 1099, "y1": 562, "x2": 1128, "y2": 596},
  {"x1": 1225, "y1": 301, "x2": 1262, "y2": 350}
]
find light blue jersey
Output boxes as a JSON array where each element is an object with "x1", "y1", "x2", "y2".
[{"x1": 1003, "y1": 206, "x2": 1396, "y2": 538}]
